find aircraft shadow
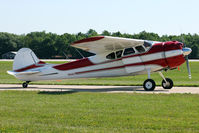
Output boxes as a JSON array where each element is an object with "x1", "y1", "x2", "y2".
[
  {"x1": 37, "y1": 86, "x2": 167, "y2": 95},
  {"x1": 0, "y1": 86, "x2": 38, "y2": 89},
  {"x1": 38, "y1": 90, "x2": 76, "y2": 95},
  {"x1": 0, "y1": 86, "x2": 167, "y2": 95}
]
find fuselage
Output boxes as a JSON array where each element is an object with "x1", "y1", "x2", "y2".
[
  {"x1": 15, "y1": 41, "x2": 185, "y2": 81},
  {"x1": 13, "y1": 41, "x2": 186, "y2": 81}
]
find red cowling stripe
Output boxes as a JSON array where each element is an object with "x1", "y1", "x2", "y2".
[{"x1": 166, "y1": 54, "x2": 185, "y2": 68}]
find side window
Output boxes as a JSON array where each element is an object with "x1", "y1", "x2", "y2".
[
  {"x1": 116, "y1": 50, "x2": 123, "y2": 58},
  {"x1": 106, "y1": 52, "x2": 116, "y2": 59},
  {"x1": 123, "y1": 48, "x2": 135, "y2": 56},
  {"x1": 135, "y1": 45, "x2": 145, "y2": 53}
]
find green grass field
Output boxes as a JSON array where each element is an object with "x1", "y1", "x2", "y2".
[
  {"x1": 0, "y1": 61, "x2": 198, "y2": 86},
  {"x1": 0, "y1": 91, "x2": 199, "y2": 132}
]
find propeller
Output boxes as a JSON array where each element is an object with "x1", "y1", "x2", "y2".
[
  {"x1": 185, "y1": 55, "x2": 191, "y2": 79},
  {"x1": 181, "y1": 34, "x2": 192, "y2": 79}
]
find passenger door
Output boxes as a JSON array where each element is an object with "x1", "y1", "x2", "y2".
[{"x1": 122, "y1": 47, "x2": 145, "y2": 74}]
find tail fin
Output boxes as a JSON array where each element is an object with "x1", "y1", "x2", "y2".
[{"x1": 13, "y1": 48, "x2": 40, "y2": 71}]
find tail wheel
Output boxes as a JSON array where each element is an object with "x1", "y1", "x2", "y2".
[
  {"x1": 22, "y1": 82, "x2": 28, "y2": 88},
  {"x1": 162, "y1": 78, "x2": 173, "y2": 89},
  {"x1": 22, "y1": 81, "x2": 30, "y2": 88},
  {"x1": 143, "y1": 79, "x2": 156, "y2": 91}
]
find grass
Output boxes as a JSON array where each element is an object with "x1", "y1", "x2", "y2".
[
  {"x1": 0, "y1": 91, "x2": 199, "y2": 132},
  {"x1": 0, "y1": 61, "x2": 199, "y2": 86}
]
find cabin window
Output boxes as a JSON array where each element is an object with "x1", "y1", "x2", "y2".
[
  {"x1": 106, "y1": 52, "x2": 116, "y2": 59},
  {"x1": 116, "y1": 50, "x2": 123, "y2": 58},
  {"x1": 135, "y1": 45, "x2": 145, "y2": 53},
  {"x1": 123, "y1": 48, "x2": 135, "y2": 56}
]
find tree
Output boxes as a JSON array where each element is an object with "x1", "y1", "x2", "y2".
[
  {"x1": 0, "y1": 32, "x2": 20, "y2": 58},
  {"x1": 190, "y1": 44, "x2": 198, "y2": 59},
  {"x1": 0, "y1": 30, "x2": 199, "y2": 59},
  {"x1": 86, "y1": 29, "x2": 98, "y2": 37},
  {"x1": 102, "y1": 30, "x2": 111, "y2": 36}
]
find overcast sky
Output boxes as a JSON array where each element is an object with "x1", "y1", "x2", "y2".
[{"x1": 0, "y1": 0, "x2": 199, "y2": 36}]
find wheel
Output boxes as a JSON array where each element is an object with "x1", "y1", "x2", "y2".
[
  {"x1": 22, "y1": 82, "x2": 28, "y2": 88},
  {"x1": 143, "y1": 79, "x2": 156, "y2": 91},
  {"x1": 162, "y1": 78, "x2": 173, "y2": 89}
]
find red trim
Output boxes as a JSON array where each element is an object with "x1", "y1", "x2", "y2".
[
  {"x1": 163, "y1": 41, "x2": 183, "y2": 51},
  {"x1": 87, "y1": 42, "x2": 180, "y2": 65},
  {"x1": 75, "y1": 65, "x2": 124, "y2": 75},
  {"x1": 15, "y1": 64, "x2": 43, "y2": 72},
  {"x1": 38, "y1": 61, "x2": 46, "y2": 64},
  {"x1": 166, "y1": 55, "x2": 185, "y2": 68},
  {"x1": 53, "y1": 41, "x2": 183, "y2": 71},
  {"x1": 14, "y1": 61, "x2": 46, "y2": 72},
  {"x1": 53, "y1": 58, "x2": 94, "y2": 71},
  {"x1": 73, "y1": 58, "x2": 166, "y2": 75},
  {"x1": 72, "y1": 55, "x2": 184, "y2": 75},
  {"x1": 72, "y1": 36, "x2": 104, "y2": 45}
]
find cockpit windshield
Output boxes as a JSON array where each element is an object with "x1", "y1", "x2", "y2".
[{"x1": 143, "y1": 41, "x2": 153, "y2": 50}]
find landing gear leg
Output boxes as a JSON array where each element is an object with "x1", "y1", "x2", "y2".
[
  {"x1": 22, "y1": 81, "x2": 30, "y2": 88},
  {"x1": 143, "y1": 69, "x2": 156, "y2": 91},
  {"x1": 159, "y1": 72, "x2": 173, "y2": 89}
]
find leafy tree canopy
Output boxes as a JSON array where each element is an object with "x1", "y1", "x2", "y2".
[{"x1": 0, "y1": 29, "x2": 198, "y2": 59}]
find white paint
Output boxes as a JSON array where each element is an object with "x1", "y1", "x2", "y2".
[
  {"x1": 13, "y1": 48, "x2": 40, "y2": 70},
  {"x1": 7, "y1": 47, "x2": 185, "y2": 82}
]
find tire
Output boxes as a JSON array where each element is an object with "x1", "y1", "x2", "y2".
[
  {"x1": 143, "y1": 79, "x2": 156, "y2": 91},
  {"x1": 162, "y1": 78, "x2": 173, "y2": 89},
  {"x1": 22, "y1": 82, "x2": 28, "y2": 88}
]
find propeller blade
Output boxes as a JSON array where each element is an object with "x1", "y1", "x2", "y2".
[
  {"x1": 185, "y1": 56, "x2": 191, "y2": 79},
  {"x1": 181, "y1": 34, "x2": 186, "y2": 47}
]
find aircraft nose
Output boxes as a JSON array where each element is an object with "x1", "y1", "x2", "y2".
[{"x1": 182, "y1": 47, "x2": 192, "y2": 56}]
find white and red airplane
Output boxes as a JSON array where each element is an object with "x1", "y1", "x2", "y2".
[{"x1": 7, "y1": 36, "x2": 192, "y2": 91}]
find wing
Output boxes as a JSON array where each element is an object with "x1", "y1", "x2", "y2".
[{"x1": 71, "y1": 36, "x2": 145, "y2": 54}]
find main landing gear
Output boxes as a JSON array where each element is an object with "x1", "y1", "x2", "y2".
[
  {"x1": 143, "y1": 70, "x2": 173, "y2": 91},
  {"x1": 22, "y1": 81, "x2": 30, "y2": 88}
]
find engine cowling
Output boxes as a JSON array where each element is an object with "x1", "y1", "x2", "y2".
[{"x1": 163, "y1": 41, "x2": 185, "y2": 69}]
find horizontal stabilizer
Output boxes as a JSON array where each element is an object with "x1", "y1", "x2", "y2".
[{"x1": 7, "y1": 70, "x2": 40, "y2": 76}]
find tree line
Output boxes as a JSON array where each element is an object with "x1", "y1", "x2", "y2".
[{"x1": 0, "y1": 29, "x2": 198, "y2": 59}]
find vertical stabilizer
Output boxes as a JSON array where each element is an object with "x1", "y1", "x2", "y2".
[{"x1": 13, "y1": 48, "x2": 40, "y2": 71}]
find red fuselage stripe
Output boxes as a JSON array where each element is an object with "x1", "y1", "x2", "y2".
[
  {"x1": 15, "y1": 64, "x2": 43, "y2": 72},
  {"x1": 53, "y1": 58, "x2": 94, "y2": 71},
  {"x1": 73, "y1": 55, "x2": 183, "y2": 75},
  {"x1": 14, "y1": 61, "x2": 46, "y2": 72}
]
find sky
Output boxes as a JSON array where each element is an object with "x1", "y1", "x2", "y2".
[{"x1": 0, "y1": 0, "x2": 199, "y2": 36}]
